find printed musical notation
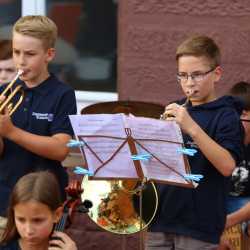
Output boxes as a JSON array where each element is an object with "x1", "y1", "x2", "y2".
[{"x1": 69, "y1": 114, "x2": 194, "y2": 187}]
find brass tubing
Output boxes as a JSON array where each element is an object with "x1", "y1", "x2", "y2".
[{"x1": 0, "y1": 70, "x2": 23, "y2": 115}]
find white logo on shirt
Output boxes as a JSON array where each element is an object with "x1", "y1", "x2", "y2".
[{"x1": 32, "y1": 112, "x2": 54, "y2": 122}]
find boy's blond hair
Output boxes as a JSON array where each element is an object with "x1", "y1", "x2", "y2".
[
  {"x1": 13, "y1": 15, "x2": 58, "y2": 50},
  {"x1": 176, "y1": 35, "x2": 221, "y2": 69}
]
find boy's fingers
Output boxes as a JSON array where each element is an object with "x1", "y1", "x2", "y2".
[
  {"x1": 0, "y1": 95, "x2": 5, "y2": 103},
  {"x1": 3, "y1": 106, "x2": 10, "y2": 115}
]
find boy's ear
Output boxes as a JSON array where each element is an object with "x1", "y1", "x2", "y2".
[
  {"x1": 214, "y1": 66, "x2": 222, "y2": 82},
  {"x1": 46, "y1": 48, "x2": 56, "y2": 63}
]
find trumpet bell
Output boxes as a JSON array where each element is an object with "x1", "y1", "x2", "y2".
[
  {"x1": 0, "y1": 70, "x2": 24, "y2": 115},
  {"x1": 81, "y1": 176, "x2": 158, "y2": 234}
]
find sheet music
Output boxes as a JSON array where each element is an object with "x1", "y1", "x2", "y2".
[
  {"x1": 125, "y1": 116, "x2": 189, "y2": 184},
  {"x1": 125, "y1": 116, "x2": 183, "y2": 143},
  {"x1": 135, "y1": 141, "x2": 188, "y2": 184},
  {"x1": 70, "y1": 114, "x2": 138, "y2": 178},
  {"x1": 70, "y1": 114, "x2": 126, "y2": 137},
  {"x1": 69, "y1": 114, "x2": 191, "y2": 185}
]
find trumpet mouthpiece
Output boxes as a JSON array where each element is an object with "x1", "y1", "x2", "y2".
[{"x1": 17, "y1": 69, "x2": 24, "y2": 76}]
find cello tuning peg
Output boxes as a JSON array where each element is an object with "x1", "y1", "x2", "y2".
[{"x1": 78, "y1": 199, "x2": 93, "y2": 213}]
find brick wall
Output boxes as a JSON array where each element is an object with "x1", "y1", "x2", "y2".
[{"x1": 118, "y1": 0, "x2": 250, "y2": 105}]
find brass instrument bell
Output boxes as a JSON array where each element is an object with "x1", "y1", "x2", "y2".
[
  {"x1": 81, "y1": 176, "x2": 158, "y2": 234},
  {"x1": 80, "y1": 101, "x2": 164, "y2": 234},
  {"x1": 0, "y1": 70, "x2": 24, "y2": 115}
]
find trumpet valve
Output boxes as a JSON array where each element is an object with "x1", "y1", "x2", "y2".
[
  {"x1": 160, "y1": 113, "x2": 174, "y2": 120},
  {"x1": 7, "y1": 103, "x2": 13, "y2": 113}
]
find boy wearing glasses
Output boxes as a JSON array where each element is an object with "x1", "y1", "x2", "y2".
[{"x1": 146, "y1": 35, "x2": 242, "y2": 250}]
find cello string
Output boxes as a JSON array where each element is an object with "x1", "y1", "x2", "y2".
[{"x1": 55, "y1": 214, "x2": 67, "y2": 231}]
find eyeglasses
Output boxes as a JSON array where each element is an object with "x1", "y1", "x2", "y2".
[{"x1": 177, "y1": 68, "x2": 215, "y2": 83}]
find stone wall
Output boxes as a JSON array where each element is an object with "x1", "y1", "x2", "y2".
[{"x1": 118, "y1": 0, "x2": 250, "y2": 105}]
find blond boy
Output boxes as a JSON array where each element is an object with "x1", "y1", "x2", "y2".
[{"x1": 0, "y1": 15, "x2": 76, "y2": 231}]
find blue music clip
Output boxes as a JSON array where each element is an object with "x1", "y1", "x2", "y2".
[
  {"x1": 131, "y1": 153, "x2": 151, "y2": 161},
  {"x1": 177, "y1": 148, "x2": 197, "y2": 156},
  {"x1": 67, "y1": 139, "x2": 85, "y2": 148},
  {"x1": 183, "y1": 174, "x2": 204, "y2": 182},
  {"x1": 73, "y1": 166, "x2": 94, "y2": 176}
]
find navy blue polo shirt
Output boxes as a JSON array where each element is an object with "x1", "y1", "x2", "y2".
[{"x1": 0, "y1": 74, "x2": 77, "y2": 216}]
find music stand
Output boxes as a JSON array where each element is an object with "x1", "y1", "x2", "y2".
[
  {"x1": 74, "y1": 101, "x2": 193, "y2": 250},
  {"x1": 80, "y1": 101, "x2": 165, "y2": 248}
]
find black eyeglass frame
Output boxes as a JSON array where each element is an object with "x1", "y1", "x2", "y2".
[{"x1": 176, "y1": 67, "x2": 216, "y2": 83}]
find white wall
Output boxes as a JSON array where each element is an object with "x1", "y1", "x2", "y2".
[{"x1": 75, "y1": 91, "x2": 118, "y2": 113}]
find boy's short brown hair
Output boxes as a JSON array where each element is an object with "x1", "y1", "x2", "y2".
[
  {"x1": 176, "y1": 35, "x2": 221, "y2": 68},
  {"x1": 13, "y1": 15, "x2": 58, "y2": 50},
  {"x1": 229, "y1": 81, "x2": 250, "y2": 111},
  {"x1": 0, "y1": 40, "x2": 12, "y2": 60}
]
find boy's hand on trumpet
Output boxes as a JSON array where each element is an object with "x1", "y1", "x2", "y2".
[
  {"x1": 162, "y1": 103, "x2": 198, "y2": 135},
  {"x1": 0, "y1": 94, "x2": 5, "y2": 105},
  {"x1": 0, "y1": 104, "x2": 15, "y2": 138}
]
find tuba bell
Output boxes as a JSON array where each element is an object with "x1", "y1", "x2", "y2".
[
  {"x1": 80, "y1": 101, "x2": 165, "y2": 234},
  {"x1": 0, "y1": 69, "x2": 24, "y2": 115},
  {"x1": 81, "y1": 176, "x2": 158, "y2": 234}
]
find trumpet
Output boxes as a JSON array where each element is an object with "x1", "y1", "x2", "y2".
[
  {"x1": 0, "y1": 69, "x2": 24, "y2": 115},
  {"x1": 160, "y1": 90, "x2": 195, "y2": 120}
]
